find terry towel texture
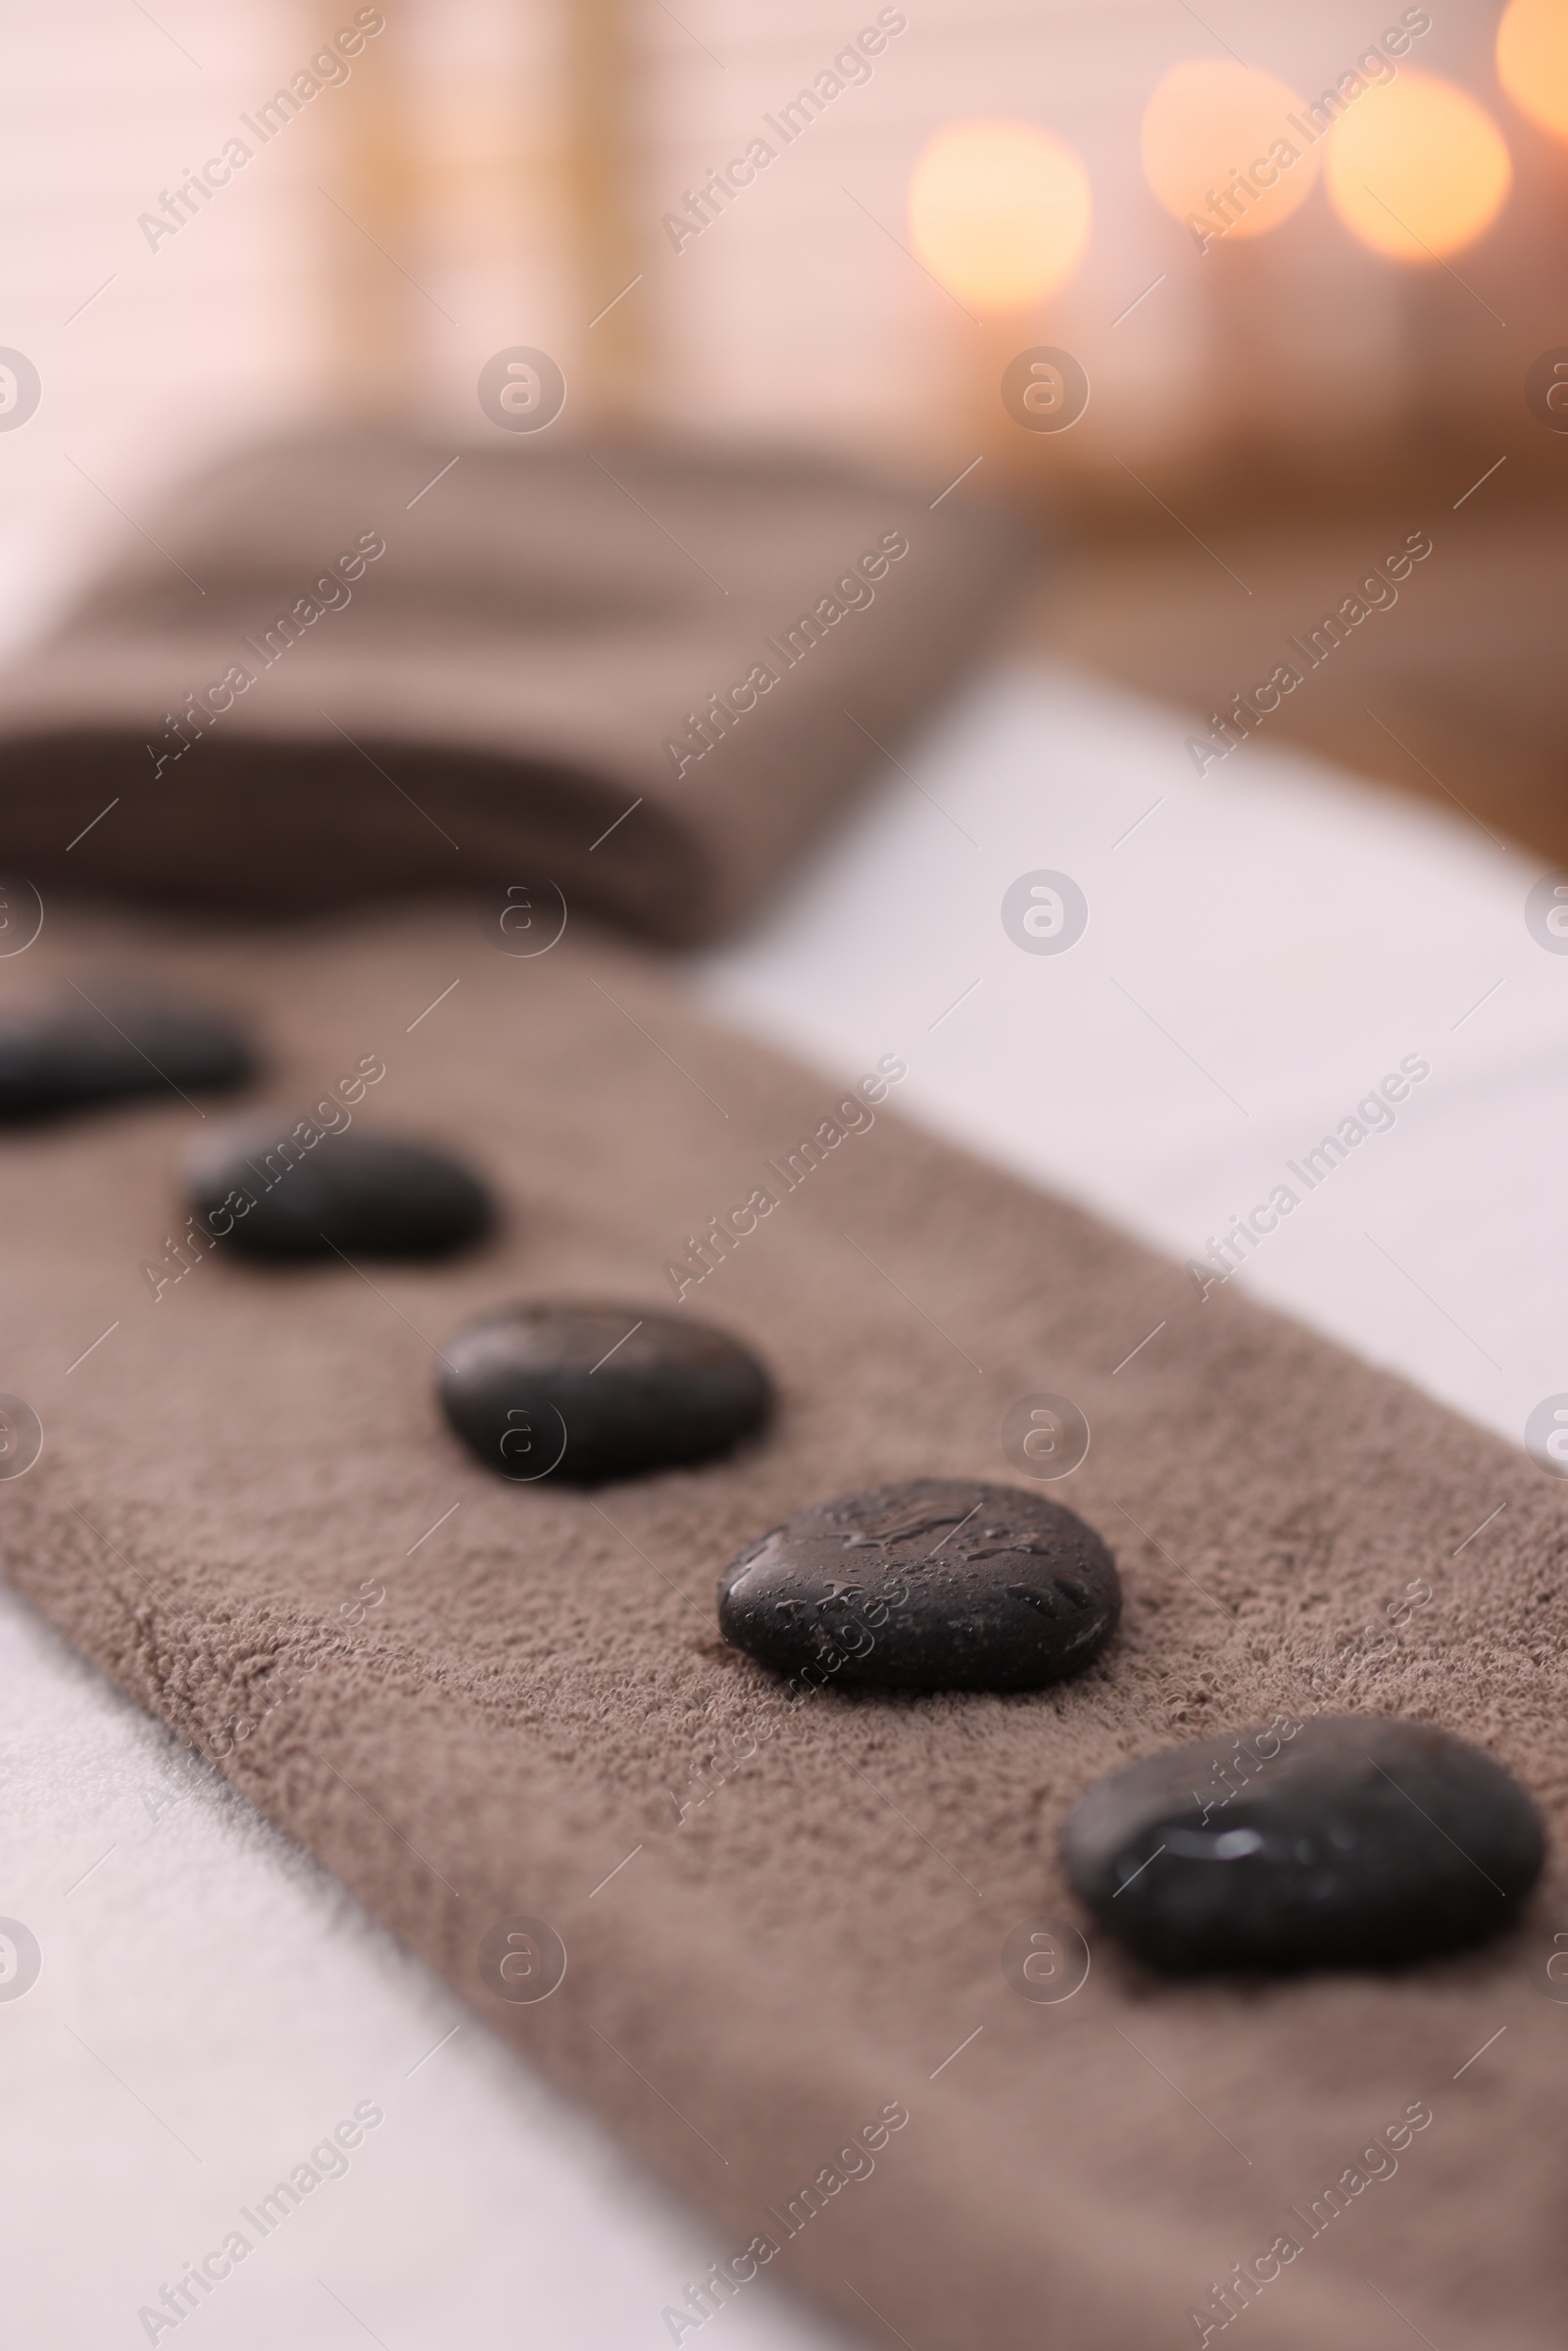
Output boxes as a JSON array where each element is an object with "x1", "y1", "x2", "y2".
[
  {"x1": 2, "y1": 902, "x2": 1565, "y2": 2351},
  {"x1": 0, "y1": 433, "x2": 1029, "y2": 943}
]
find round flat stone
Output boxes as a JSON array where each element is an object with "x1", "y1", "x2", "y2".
[
  {"x1": 1063, "y1": 1714, "x2": 1544, "y2": 1975},
  {"x1": 187, "y1": 1122, "x2": 493, "y2": 1259},
  {"x1": 718, "y1": 1477, "x2": 1120, "y2": 1691},
  {"x1": 0, "y1": 998, "x2": 254, "y2": 1121},
  {"x1": 438, "y1": 1301, "x2": 772, "y2": 1485}
]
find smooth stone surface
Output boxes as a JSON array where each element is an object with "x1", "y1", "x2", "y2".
[
  {"x1": 1063, "y1": 1714, "x2": 1545, "y2": 1975},
  {"x1": 718, "y1": 1477, "x2": 1120, "y2": 1691},
  {"x1": 438, "y1": 1301, "x2": 772, "y2": 1485},
  {"x1": 0, "y1": 998, "x2": 254, "y2": 1120},
  {"x1": 187, "y1": 1122, "x2": 493, "y2": 1259}
]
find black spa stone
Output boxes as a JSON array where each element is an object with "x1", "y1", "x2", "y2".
[
  {"x1": 187, "y1": 1122, "x2": 493, "y2": 1259},
  {"x1": 438, "y1": 1301, "x2": 772, "y2": 1485},
  {"x1": 0, "y1": 997, "x2": 255, "y2": 1121},
  {"x1": 718, "y1": 1477, "x2": 1120, "y2": 1691},
  {"x1": 1062, "y1": 1714, "x2": 1544, "y2": 1976}
]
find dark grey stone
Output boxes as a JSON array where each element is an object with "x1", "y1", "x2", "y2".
[
  {"x1": 0, "y1": 998, "x2": 254, "y2": 1120},
  {"x1": 188, "y1": 1123, "x2": 493, "y2": 1259},
  {"x1": 718, "y1": 1477, "x2": 1120, "y2": 1691},
  {"x1": 1062, "y1": 1713, "x2": 1545, "y2": 1975},
  {"x1": 438, "y1": 1301, "x2": 771, "y2": 1485}
]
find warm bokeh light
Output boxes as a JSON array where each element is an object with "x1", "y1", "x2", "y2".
[
  {"x1": 1325, "y1": 71, "x2": 1512, "y2": 260},
  {"x1": 1498, "y1": 0, "x2": 1568, "y2": 142},
  {"x1": 1141, "y1": 60, "x2": 1320, "y2": 245},
  {"x1": 907, "y1": 119, "x2": 1091, "y2": 309}
]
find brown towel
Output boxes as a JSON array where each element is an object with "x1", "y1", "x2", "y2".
[
  {"x1": 0, "y1": 433, "x2": 1028, "y2": 943},
  {"x1": 4, "y1": 900, "x2": 1563, "y2": 2349}
]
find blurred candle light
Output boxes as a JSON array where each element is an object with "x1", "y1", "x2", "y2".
[
  {"x1": 907, "y1": 119, "x2": 1091, "y2": 309},
  {"x1": 1325, "y1": 71, "x2": 1512, "y2": 260},
  {"x1": 1141, "y1": 60, "x2": 1320, "y2": 246},
  {"x1": 1497, "y1": 0, "x2": 1568, "y2": 143}
]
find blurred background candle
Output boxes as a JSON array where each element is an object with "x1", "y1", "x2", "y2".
[
  {"x1": 1324, "y1": 69, "x2": 1513, "y2": 259},
  {"x1": 906, "y1": 115, "x2": 1092, "y2": 489},
  {"x1": 1140, "y1": 59, "x2": 1323, "y2": 242},
  {"x1": 907, "y1": 117, "x2": 1092, "y2": 311},
  {"x1": 1497, "y1": 0, "x2": 1568, "y2": 142}
]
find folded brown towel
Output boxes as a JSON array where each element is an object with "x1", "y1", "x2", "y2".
[
  {"x1": 0, "y1": 433, "x2": 1028, "y2": 943},
  {"x1": 3, "y1": 901, "x2": 1563, "y2": 2350}
]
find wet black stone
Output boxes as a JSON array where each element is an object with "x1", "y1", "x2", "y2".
[
  {"x1": 0, "y1": 998, "x2": 255, "y2": 1121},
  {"x1": 187, "y1": 1123, "x2": 493, "y2": 1259},
  {"x1": 438, "y1": 1301, "x2": 772, "y2": 1485},
  {"x1": 1062, "y1": 1714, "x2": 1545, "y2": 1975},
  {"x1": 718, "y1": 1477, "x2": 1120, "y2": 1691}
]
